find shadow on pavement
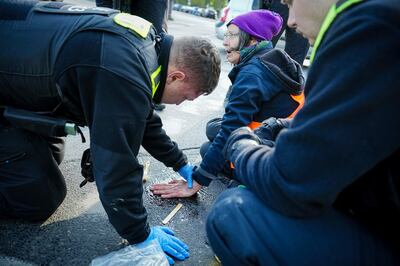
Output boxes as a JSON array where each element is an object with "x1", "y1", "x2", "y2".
[{"x1": 1, "y1": 150, "x2": 228, "y2": 265}]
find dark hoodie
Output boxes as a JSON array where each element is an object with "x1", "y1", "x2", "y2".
[
  {"x1": 193, "y1": 47, "x2": 305, "y2": 186},
  {"x1": 228, "y1": 0, "x2": 400, "y2": 243}
]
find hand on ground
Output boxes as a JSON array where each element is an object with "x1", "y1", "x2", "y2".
[{"x1": 150, "y1": 179, "x2": 202, "y2": 198}]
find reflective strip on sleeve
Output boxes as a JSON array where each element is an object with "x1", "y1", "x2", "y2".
[{"x1": 151, "y1": 65, "x2": 162, "y2": 97}]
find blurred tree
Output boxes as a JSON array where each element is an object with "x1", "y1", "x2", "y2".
[{"x1": 175, "y1": 0, "x2": 227, "y2": 11}]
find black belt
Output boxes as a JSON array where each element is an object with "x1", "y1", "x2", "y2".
[{"x1": 1, "y1": 106, "x2": 85, "y2": 142}]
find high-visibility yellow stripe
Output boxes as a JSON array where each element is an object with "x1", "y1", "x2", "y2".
[
  {"x1": 310, "y1": 0, "x2": 363, "y2": 64},
  {"x1": 113, "y1": 13, "x2": 152, "y2": 38},
  {"x1": 151, "y1": 65, "x2": 162, "y2": 97}
]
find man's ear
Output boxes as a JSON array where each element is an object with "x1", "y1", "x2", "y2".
[{"x1": 166, "y1": 70, "x2": 186, "y2": 84}]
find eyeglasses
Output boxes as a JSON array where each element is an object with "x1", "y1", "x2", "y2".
[{"x1": 223, "y1": 32, "x2": 240, "y2": 40}]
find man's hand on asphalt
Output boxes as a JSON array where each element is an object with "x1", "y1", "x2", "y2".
[
  {"x1": 151, "y1": 179, "x2": 202, "y2": 198},
  {"x1": 145, "y1": 226, "x2": 190, "y2": 265}
]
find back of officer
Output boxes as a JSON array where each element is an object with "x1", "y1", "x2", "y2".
[{"x1": 0, "y1": 1, "x2": 221, "y2": 264}]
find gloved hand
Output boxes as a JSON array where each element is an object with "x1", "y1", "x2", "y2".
[
  {"x1": 178, "y1": 163, "x2": 195, "y2": 189},
  {"x1": 223, "y1": 127, "x2": 261, "y2": 162},
  {"x1": 253, "y1": 117, "x2": 290, "y2": 142},
  {"x1": 145, "y1": 226, "x2": 189, "y2": 265}
]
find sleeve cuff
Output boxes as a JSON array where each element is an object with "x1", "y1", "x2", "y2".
[
  {"x1": 172, "y1": 155, "x2": 188, "y2": 172},
  {"x1": 192, "y1": 166, "x2": 217, "y2": 186},
  {"x1": 126, "y1": 223, "x2": 151, "y2": 244},
  {"x1": 193, "y1": 173, "x2": 212, "y2": 186}
]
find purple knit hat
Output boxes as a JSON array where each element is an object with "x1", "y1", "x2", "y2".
[{"x1": 228, "y1": 10, "x2": 283, "y2": 41}]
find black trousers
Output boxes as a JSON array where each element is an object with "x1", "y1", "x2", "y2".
[
  {"x1": 200, "y1": 118, "x2": 236, "y2": 181},
  {"x1": 270, "y1": 0, "x2": 310, "y2": 65},
  {"x1": 200, "y1": 117, "x2": 222, "y2": 158},
  {"x1": 0, "y1": 123, "x2": 66, "y2": 221},
  {"x1": 96, "y1": 0, "x2": 168, "y2": 33}
]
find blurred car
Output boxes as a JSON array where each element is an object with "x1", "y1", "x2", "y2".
[
  {"x1": 215, "y1": 5, "x2": 230, "y2": 29},
  {"x1": 215, "y1": 0, "x2": 264, "y2": 40},
  {"x1": 180, "y1": 5, "x2": 189, "y2": 12},
  {"x1": 189, "y1": 6, "x2": 200, "y2": 15},
  {"x1": 181, "y1": 5, "x2": 194, "y2": 13},
  {"x1": 172, "y1": 3, "x2": 182, "y2": 11},
  {"x1": 202, "y1": 7, "x2": 217, "y2": 19},
  {"x1": 193, "y1": 7, "x2": 204, "y2": 16}
]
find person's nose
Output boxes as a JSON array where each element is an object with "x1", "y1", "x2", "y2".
[{"x1": 287, "y1": 8, "x2": 297, "y2": 29}]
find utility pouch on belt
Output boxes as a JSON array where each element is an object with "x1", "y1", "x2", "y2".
[
  {"x1": 2, "y1": 106, "x2": 92, "y2": 187},
  {"x1": 2, "y1": 107, "x2": 78, "y2": 137}
]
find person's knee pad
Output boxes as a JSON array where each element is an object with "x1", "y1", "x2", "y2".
[
  {"x1": 206, "y1": 117, "x2": 222, "y2": 142},
  {"x1": 200, "y1": 141, "x2": 211, "y2": 158}
]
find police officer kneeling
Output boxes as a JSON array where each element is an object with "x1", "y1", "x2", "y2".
[{"x1": 0, "y1": 1, "x2": 221, "y2": 264}]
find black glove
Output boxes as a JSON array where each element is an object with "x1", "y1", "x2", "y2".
[
  {"x1": 223, "y1": 127, "x2": 261, "y2": 162},
  {"x1": 253, "y1": 117, "x2": 290, "y2": 142},
  {"x1": 80, "y1": 148, "x2": 94, "y2": 188}
]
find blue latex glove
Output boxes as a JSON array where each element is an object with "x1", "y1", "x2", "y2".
[
  {"x1": 145, "y1": 226, "x2": 189, "y2": 265},
  {"x1": 178, "y1": 163, "x2": 194, "y2": 189}
]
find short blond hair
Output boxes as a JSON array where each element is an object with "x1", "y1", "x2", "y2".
[{"x1": 170, "y1": 36, "x2": 221, "y2": 94}]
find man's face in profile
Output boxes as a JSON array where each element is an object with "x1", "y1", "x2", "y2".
[{"x1": 282, "y1": 0, "x2": 332, "y2": 45}]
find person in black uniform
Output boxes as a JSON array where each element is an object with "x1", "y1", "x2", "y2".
[{"x1": 0, "y1": 1, "x2": 221, "y2": 264}]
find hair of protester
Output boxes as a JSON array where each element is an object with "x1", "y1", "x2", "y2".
[
  {"x1": 170, "y1": 36, "x2": 221, "y2": 94},
  {"x1": 238, "y1": 30, "x2": 251, "y2": 51}
]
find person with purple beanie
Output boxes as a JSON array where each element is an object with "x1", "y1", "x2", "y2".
[
  {"x1": 151, "y1": 10, "x2": 305, "y2": 198},
  {"x1": 208, "y1": 0, "x2": 400, "y2": 264}
]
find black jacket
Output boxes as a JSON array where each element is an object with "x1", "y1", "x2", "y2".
[{"x1": 0, "y1": 1, "x2": 186, "y2": 243}]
